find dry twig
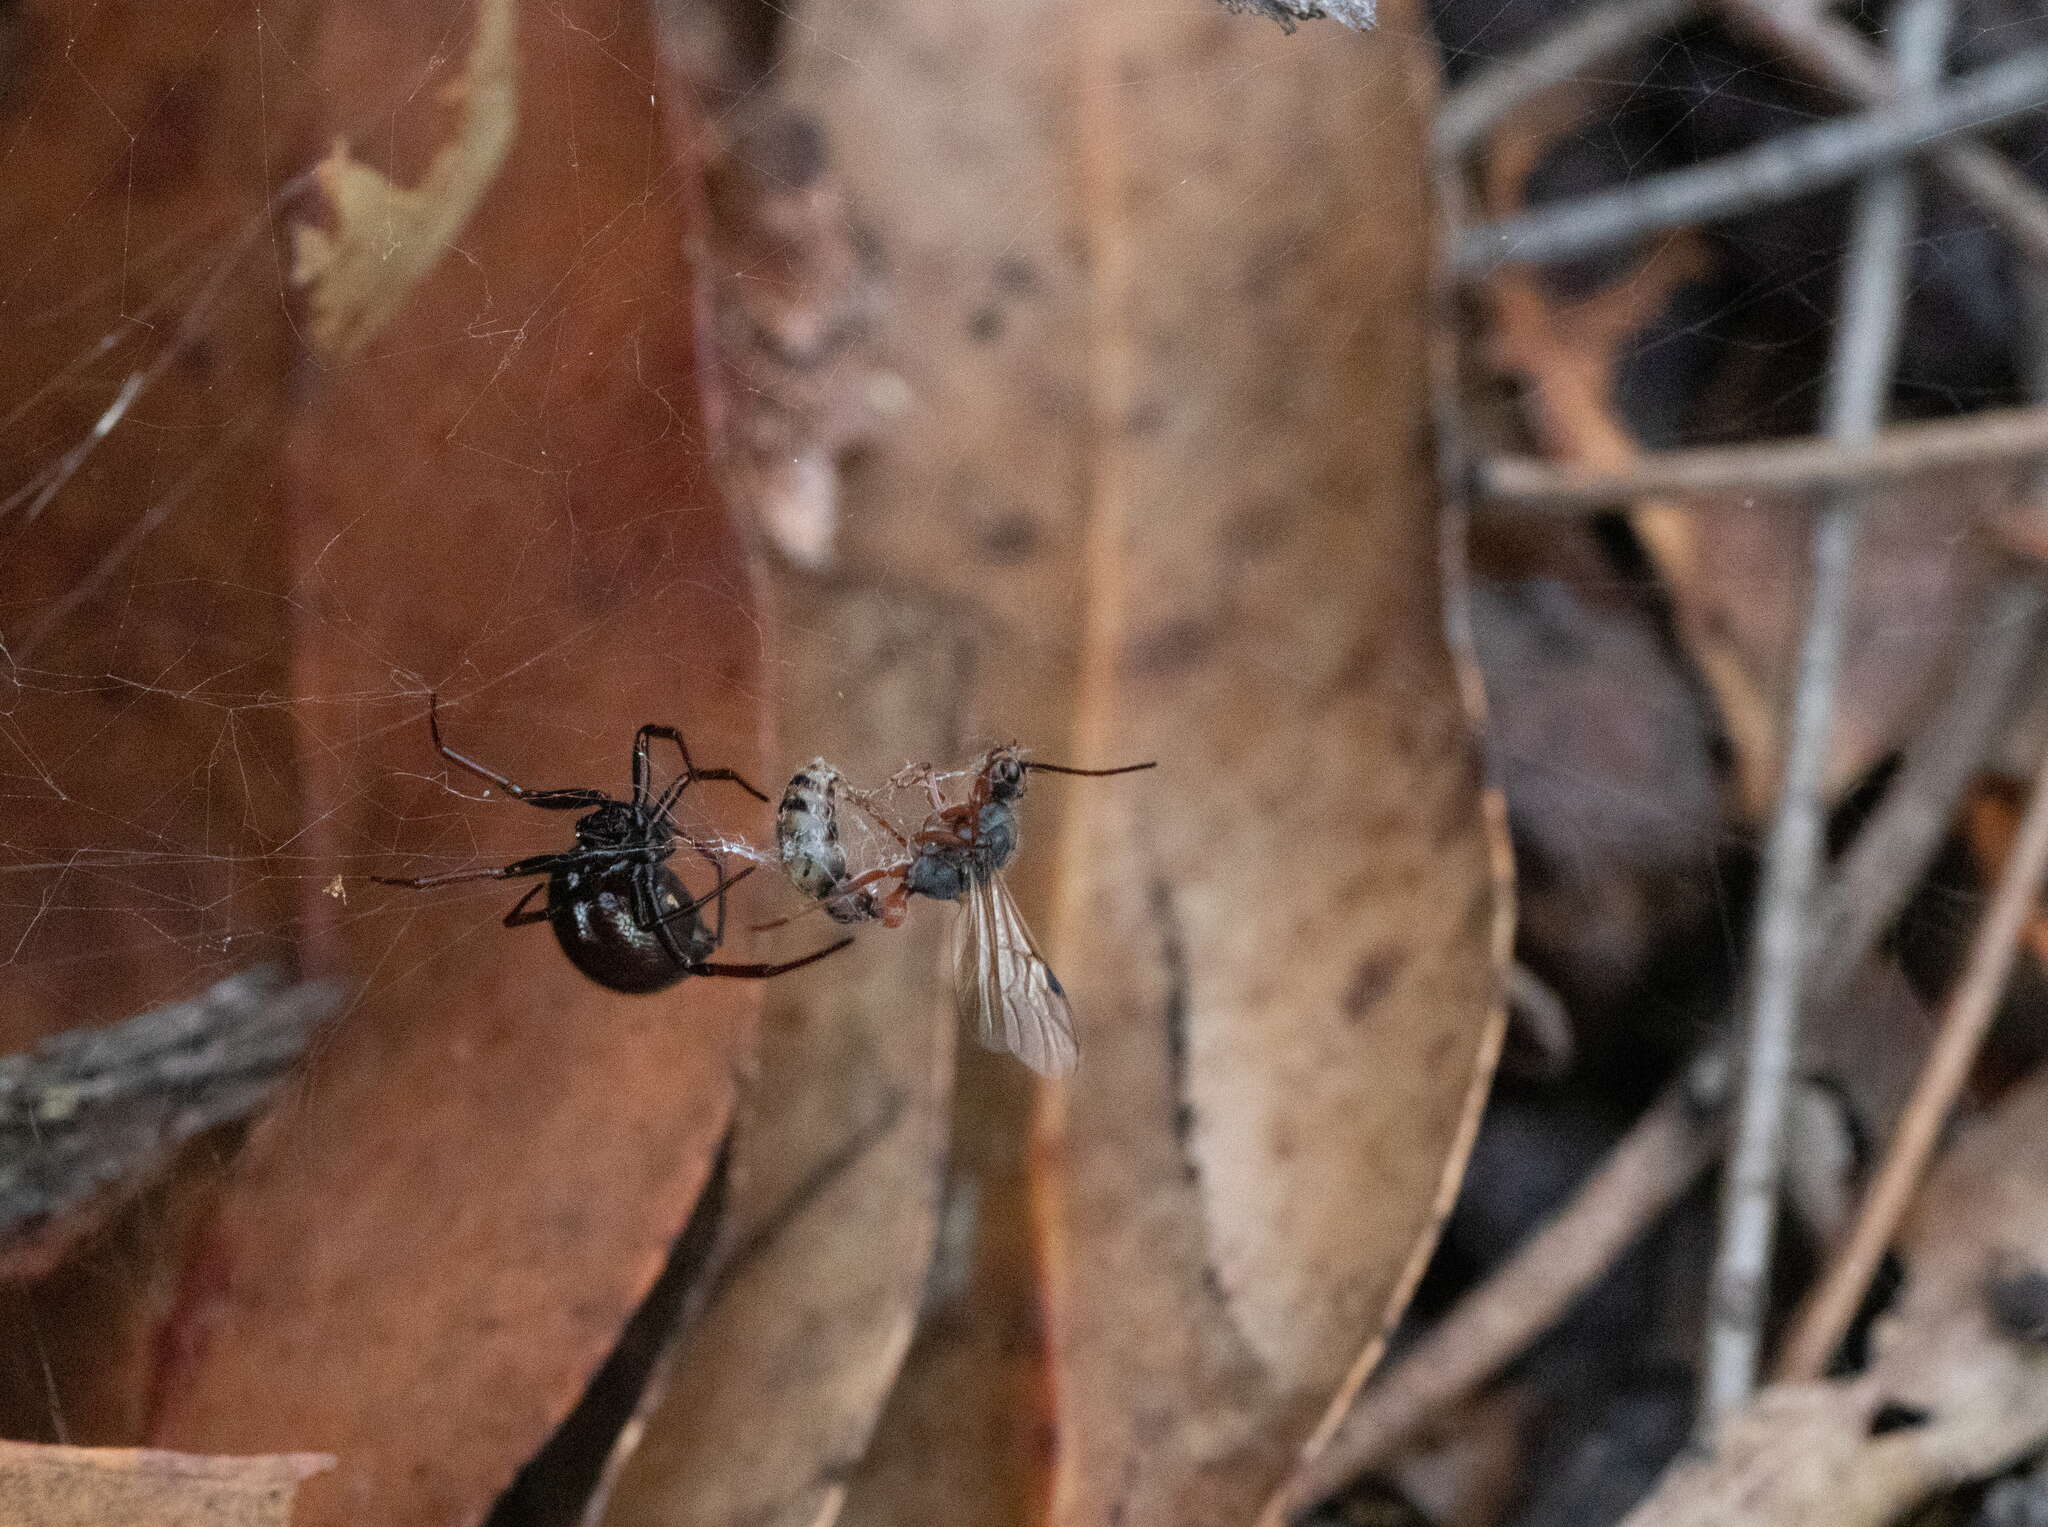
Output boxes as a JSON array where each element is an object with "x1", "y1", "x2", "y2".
[
  {"x1": 1434, "y1": 0, "x2": 1698, "y2": 158},
  {"x1": 1776, "y1": 691, "x2": 2048, "y2": 1381},
  {"x1": 1477, "y1": 401, "x2": 2048, "y2": 511},
  {"x1": 1456, "y1": 39, "x2": 2048, "y2": 274},
  {"x1": 1771, "y1": 258, "x2": 2048, "y2": 1384},
  {"x1": 1701, "y1": 0, "x2": 1948, "y2": 1432},
  {"x1": 1713, "y1": 0, "x2": 2048, "y2": 264}
]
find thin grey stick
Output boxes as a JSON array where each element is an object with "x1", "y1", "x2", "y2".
[
  {"x1": 1700, "y1": 0, "x2": 1950, "y2": 1436},
  {"x1": 1714, "y1": 0, "x2": 2048, "y2": 266},
  {"x1": 1435, "y1": 0, "x2": 1700, "y2": 158},
  {"x1": 1455, "y1": 36, "x2": 2048, "y2": 275},
  {"x1": 1807, "y1": 578, "x2": 2048, "y2": 1006},
  {"x1": 1779, "y1": 674, "x2": 2048, "y2": 1382},
  {"x1": 1476, "y1": 400, "x2": 2048, "y2": 510},
  {"x1": 1773, "y1": 197, "x2": 2048, "y2": 1383}
]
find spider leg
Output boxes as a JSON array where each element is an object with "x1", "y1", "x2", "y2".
[
  {"x1": 628, "y1": 868, "x2": 704, "y2": 971},
  {"x1": 636, "y1": 724, "x2": 770, "y2": 806},
  {"x1": 372, "y1": 849, "x2": 581, "y2": 891},
  {"x1": 502, "y1": 881, "x2": 552, "y2": 927},
  {"x1": 658, "y1": 833, "x2": 735, "y2": 941},
  {"x1": 640, "y1": 864, "x2": 757, "y2": 934},
  {"x1": 424, "y1": 695, "x2": 610, "y2": 810},
  {"x1": 687, "y1": 936, "x2": 855, "y2": 979}
]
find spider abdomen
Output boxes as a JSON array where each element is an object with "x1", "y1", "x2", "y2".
[{"x1": 548, "y1": 862, "x2": 715, "y2": 994}]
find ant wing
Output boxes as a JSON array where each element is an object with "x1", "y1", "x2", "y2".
[{"x1": 954, "y1": 870, "x2": 1078, "y2": 1078}]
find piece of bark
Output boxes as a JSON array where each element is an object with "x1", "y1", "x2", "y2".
[{"x1": 0, "y1": 967, "x2": 338, "y2": 1282}]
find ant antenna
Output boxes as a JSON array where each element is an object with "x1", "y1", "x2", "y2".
[{"x1": 1022, "y1": 760, "x2": 1159, "y2": 778}]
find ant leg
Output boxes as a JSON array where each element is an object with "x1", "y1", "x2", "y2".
[
  {"x1": 424, "y1": 695, "x2": 609, "y2": 811},
  {"x1": 752, "y1": 862, "x2": 904, "y2": 933},
  {"x1": 876, "y1": 882, "x2": 911, "y2": 928},
  {"x1": 688, "y1": 936, "x2": 855, "y2": 979},
  {"x1": 502, "y1": 882, "x2": 551, "y2": 928},
  {"x1": 834, "y1": 780, "x2": 915, "y2": 850},
  {"x1": 637, "y1": 724, "x2": 770, "y2": 807},
  {"x1": 881, "y1": 762, "x2": 952, "y2": 814},
  {"x1": 372, "y1": 850, "x2": 579, "y2": 891}
]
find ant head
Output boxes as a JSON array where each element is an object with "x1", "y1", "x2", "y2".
[{"x1": 982, "y1": 746, "x2": 1028, "y2": 802}]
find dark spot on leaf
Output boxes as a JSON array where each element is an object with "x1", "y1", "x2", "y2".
[
  {"x1": 1154, "y1": 878, "x2": 1198, "y2": 1179},
  {"x1": 1988, "y1": 1267, "x2": 2048, "y2": 1345},
  {"x1": 967, "y1": 304, "x2": 1004, "y2": 343},
  {"x1": 1342, "y1": 951, "x2": 1400, "y2": 1022},
  {"x1": 1124, "y1": 398, "x2": 1167, "y2": 437},
  {"x1": 978, "y1": 511, "x2": 1040, "y2": 564},
  {"x1": 1324, "y1": 631, "x2": 1383, "y2": 694},
  {"x1": 1220, "y1": 498, "x2": 1289, "y2": 557},
  {"x1": 1867, "y1": 1402, "x2": 1930, "y2": 1436},
  {"x1": 1125, "y1": 617, "x2": 1216, "y2": 678},
  {"x1": 738, "y1": 107, "x2": 828, "y2": 188}
]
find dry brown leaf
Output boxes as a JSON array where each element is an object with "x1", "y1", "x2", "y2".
[
  {"x1": 0, "y1": 1439, "x2": 331, "y2": 1527},
  {"x1": 2, "y1": 0, "x2": 767, "y2": 1521},
  {"x1": 585, "y1": 17, "x2": 957, "y2": 1519},
  {"x1": 1040, "y1": 7, "x2": 1502, "y2": 1520},
  {"x1": 1622, "y1": 1065, "x2": 2048, "y2": 1527},
  {"x1": 1968, "y1": 784, "x2": 2048, "y2": 972},
  {"x1": 139, "y1": 5, "x2": 763, "y2": 1522},
  {"x1": 667, "y1": 0, "x2": 1509, "y2": 1524}
]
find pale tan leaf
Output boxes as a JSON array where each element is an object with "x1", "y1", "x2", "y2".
[
  {"x1": 664, "y1": 0, "x2": 1513, "y2": 1524},
  {"x1": 1039, "y1": 7, "x2": 1504, "y2": 1522},
  {"x1": 0, "y1": 1440, "x2": 330, "y2": 1527}
]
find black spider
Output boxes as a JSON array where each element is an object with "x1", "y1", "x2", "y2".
[{"x1": 374, "y1": 696, "x2": 851, "y2": 992}]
